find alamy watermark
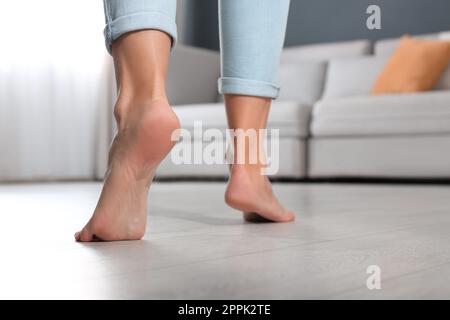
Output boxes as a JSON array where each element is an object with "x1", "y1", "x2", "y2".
[
  {"x1": 366, "y1": 265, "x2": 382, "y2": 290},
  {"x1": 366, "y1": 5, "x2": 381, "y2": 30},
  {"x1": 170, "y1": 121, "x2": 280, "y2": 175}
]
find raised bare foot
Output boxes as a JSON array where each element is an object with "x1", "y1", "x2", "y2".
[
  {"x1": 75, "y1": 99, "x2": 180, "y2": 241},
  {"x1": 225, "y1": 165, "x2": 295, "y2": 223}
]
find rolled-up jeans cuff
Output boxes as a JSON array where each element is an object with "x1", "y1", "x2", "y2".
[
  {"x1": 104, "y1": 12, "x2": 177, "y2": 54},
  {"x1": 218, "y1": 77, "x2": 280, "y2": 99}
]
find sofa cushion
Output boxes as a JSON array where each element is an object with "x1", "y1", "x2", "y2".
[
  {"x1": 374, "y1": 33, "x2": 439, "y2": 56},
  {"x1": 436, "y1": 67, "x2": 450, "y2": 90},
  {"x1": 322, "y1": 55, "x2": 389, "y2": 99},
  {"x1": 375, "y1": 32, "x2": 450, "y2": 91},
  {"x1": 440, "y1": 31, "x2": 450, "y2": 40},
  {"x1": 281, "y1": 39, "x2": 371, "y2": 62},
  {"x1": 174, "y1": 102, "x2": 311, "y2": 138},
  {"x1": 276, "y1": 61, "x2": 327, "y2": 105},
  {"x1": 312, "y1": 91, "x2": 450, "y2": 137},
  {"x1": 320, "y1": 33, "x2": 450, "y2": 97},
  {"x1": 372, "y1": 36, "x2": 450, "y2": 95},
  {"x1": 167, "y1": 45, "x2": 220, "y2": 105}
]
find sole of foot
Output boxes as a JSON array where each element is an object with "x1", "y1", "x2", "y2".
[
  {"x1": 75, "y1": 99, "x2": 180, "y2": 242},
  {"x1": 225, "y1": 167, "x2": 295, "y2": 223}
]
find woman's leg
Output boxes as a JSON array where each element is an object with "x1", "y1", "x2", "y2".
[
  {"x1": 219, "y1": 0, "x2": 294, "y2": 222},
  {"x1": 75, "y1": 0, "x2": 179, "y2": 241}
]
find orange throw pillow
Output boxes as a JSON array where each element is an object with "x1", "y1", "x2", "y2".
[{"x1": 371, "y1": 35, "x2": 450, "y2": 94}]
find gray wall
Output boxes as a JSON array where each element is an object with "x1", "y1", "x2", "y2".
[
  {"x1": 181, "y1": 0, "x2": 450, "y2": 50},
  {"x1": 181, "y1": 0, "x2": 220, "y2": 49}
]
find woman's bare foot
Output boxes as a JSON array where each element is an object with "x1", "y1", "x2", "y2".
[
  {"x1": 75, "y1": 99, "x2": 180, "y2": 241},
  {"x1": 225, "y1": 165, "x2": 295, "y2": 223}
]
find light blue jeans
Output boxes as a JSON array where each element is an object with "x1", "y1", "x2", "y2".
[{"x1": 103, "y1": 0, "x2": 290, "y2": 99}]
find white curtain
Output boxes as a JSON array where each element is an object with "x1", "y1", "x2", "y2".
[{"x1": 0, "y1": 0, "x2": 115, "y2": 181}]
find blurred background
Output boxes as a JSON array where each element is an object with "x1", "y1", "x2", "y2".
[
  {"x1": 1, "y1": 0, "x2": 450, "y2": 182},
  {"x1": 185, "y1": 0, "x2": 450, "y2": 50},
  {"x1": 2, "y1": 0, "x2": 450, "y2": 300}
]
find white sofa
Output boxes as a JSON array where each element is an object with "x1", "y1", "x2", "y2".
[
  {"x1": 157, "y1": 32, "x2": 450, "y2": 179},
  {"x1": 3, "y1": 33, "x2": 447, "y2": 182}
]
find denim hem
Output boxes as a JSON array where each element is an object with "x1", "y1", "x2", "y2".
[
  {"x1": 218, "y1": 77, "x2": 280, "y2": 99},
  {"x1": 104, "y1": 11, "x2": 177, "y2": 54}
]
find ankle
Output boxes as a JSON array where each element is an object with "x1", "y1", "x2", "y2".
[
  {"x1": 114, "y1": 95, "x2": 169, "y2": 130},
  {"x1": 230, "y1": 164, "x2": 266, "y2": 180}
]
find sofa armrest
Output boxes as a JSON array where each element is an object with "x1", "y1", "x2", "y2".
[{"x1": 167, "y1": 45, "x2": 220, "y2": 105}]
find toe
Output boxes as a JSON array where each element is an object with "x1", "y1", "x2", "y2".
[
  {"x1": 74, "y1": 231, "x2": 81, "y2": 241},
  {"x1": 283, "y1": 211, "x2": 296, "y2": 222},
  {"x1": 79, "y1": 227, "x2": 94, "y2": 242}
]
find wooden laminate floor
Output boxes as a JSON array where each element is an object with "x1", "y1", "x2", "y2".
[{"x1": 0, "y1": 181, "x2": 449, "y2": 299}]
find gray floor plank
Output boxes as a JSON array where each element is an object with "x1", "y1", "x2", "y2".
[{"x1": 1, "y1": 181, "x2": 450, "y2": 299}]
